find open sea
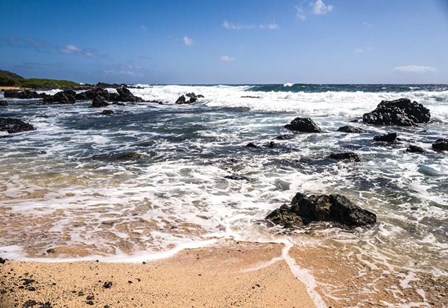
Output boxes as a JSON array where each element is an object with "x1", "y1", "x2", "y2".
[{"x1": 1, "y1": 84, "x2": 447, "y2": 306}]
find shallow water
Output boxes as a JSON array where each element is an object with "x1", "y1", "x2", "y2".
[{"x1": 1, "y1": 84, "x2": 447, "y2": 304}]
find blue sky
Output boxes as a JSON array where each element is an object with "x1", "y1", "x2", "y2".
[{"x1": 1, "y1": 0, "x2": 447, "y2": 84}]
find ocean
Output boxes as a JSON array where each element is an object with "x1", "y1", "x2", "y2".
[{"x1": 1, "y1": 84, "x2": 447, "y2": 305}]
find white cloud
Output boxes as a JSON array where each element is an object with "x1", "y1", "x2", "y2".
[
  {"x1": 223, "y1": 20, "x2": 279, "y2": 30},
  {"x1": 313, "y1": 0, "x2": 333, "y2": 15},
  {"x1": 295, "y1": 0, "x2": 334, "y2": 20},
  {"x1": 60, "y1": 44, "x2": 94, "y2": 57},
  {"x1": 354, "y1": 46, "x2": 372, "y2": 53},
  {"x1": 220, "y1": 55, "x2": 235, "y2": 62},
  {"x1": 140, "y1": 25, "x2": 148, "y2": 33},
  {"x1": 394, "y1": 65, "x2": 437, "y2": 73},
  {"x1": 183, "y1": 36, "x2": 193, "y2": 46}
]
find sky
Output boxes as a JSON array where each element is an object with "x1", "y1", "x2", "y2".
[{"x1": 1, "y1": 0, "x2": 447, "y2": 84}]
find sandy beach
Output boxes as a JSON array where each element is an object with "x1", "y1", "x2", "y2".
[{"x1": 1, "y1": 241, "x2": 447, "y2": 307}]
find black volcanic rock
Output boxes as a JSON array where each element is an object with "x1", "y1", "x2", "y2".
[
  {"x1": 329, "y1": 152, "x2": 360, "y2": 162},
  {"x1": 284, "y1": 117, "x2": 323, "y2": 133},
  {"x1": 101, "y1": 109, "x2": 114, "y2": 116},
  {"x1": 337, "y1": 125, "x2": 365, "y2": 133},
  {"x1": 0, "y1": 100, "x2": 8, "y2": 106},
  {"x1": 246, "y1": 142, "x2": 258, "y2": 148},
  {"x1": 363, "y1": 98, "x2": 430, "y2": 126},
  {"x1": 374, "y1": 132, "x2": 397, "y2": 143},
  {"x1": 406, "y1": 145, "x2": 424, "y2": 153},
  {"x1": 266, "y1": 192, "x2": 376, "y2": 229},
  {"x1": 176, "y1": 93, "x2": 201, "y2": 104},
  {"x1": 4, "y1": 89, "x2": 41, "y2": 99},
  {"x1": 432, "y1": 139, "x2": 448, "y2": 152},
  {"x1": 116, "y1": 87, "x2": 144, "y2": 102},
  {"x1": 0, "y1": 118, "x2": 35, "y2": 134},
  {"x1": 83, "y1": 88, "x2": 110, "y2": 101},
  {"x1": 43, "y1": 90, "x2": 76, "y2": 104},
  {"x1": 91, "y1": 96, "x2": 109, "y2": 108}
]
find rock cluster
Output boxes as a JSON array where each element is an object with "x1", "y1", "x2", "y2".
[{"x1": 0, "y1": 118, "x2": 35, "y2": 134}]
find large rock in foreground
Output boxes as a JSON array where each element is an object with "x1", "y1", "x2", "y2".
[
  {"x1": 284, "y1": 117, "x2": 323, "y2": 133},
  {"x1": 43, "y1": 90, "x2": 76, "y2": 104},
  {"x1": 363, "y1": 98, "x2": 430, "y2": 126},
  {"x1": 266, "y1": 192, "x2": 376, "y2": 229},
  {"x1": 0, "y1": 118, "x2": 35, "y2": 134}
]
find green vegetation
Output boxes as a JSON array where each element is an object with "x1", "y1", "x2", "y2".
[{"x1": 0, "y1": 70, "x2": 79, "y2": 88}]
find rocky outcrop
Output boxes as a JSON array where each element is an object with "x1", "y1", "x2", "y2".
[
  {"x1": 284, "y1": 117, "x2": 323, "y2": 133},
  {"x1": 3, "y1": 89, "x2": 41, "y2": 99},
  {"x1": 432, "y1": 139, "x2": 448, "y2": 152},
  {"x1": 115, "y1": 87, "x2": 144, "y2": 102},
  {"x1": 0, "y1": 118, "x2": 35, "y2": 133},
  {"x1": 373, "y1": 132, "x2": 397, "y2": 143},
  {"x1": 406, "y1": 145, "x2": 424, "y2": 153},
  {"x1": 363, "y1": 98, "x2": 430, "y2": 126},
  {"x1": 43, "y1": 90, "x2": 76, "y2": 104},
  {"x1": 82, "y1": 88, "x2": 110, "y2": 101},
  {"x1": 337, "y1": 125, "x2": 364, "y2": 133},
  {"x1": 266, "y1": 192, "x2": 376, "y2": 229},
  {"x1": 329, "y1": 152, "x2": 360, "y2": 162},
  {"x1": 176, "y1": 93, "x2": 203, "y2": 104},
  {"x1": 91, "y1": 96, "x2": 109, "y2": 108}
]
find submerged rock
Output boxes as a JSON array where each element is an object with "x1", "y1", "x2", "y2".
[
  {"x1": 246, "y1": 142, "x2": 258, "y2": 148},
  {"x1": 337, "y1": 125, "x2": 365, "y2": 133},
  {"x1": 275, "y1": 134, "x2": 295, "y2": 140},
  {"x1": 329, "y1": 152, "x2": 360, "y2": 162},
  {"x1": 373, "y1": 132, "x2": 397, "y2": 143},
  {"x1": 363, "y1": 98, "x2": 430, "y2": 126},
  {"x1": 92, "y1": 151, "x2": 143, "y2": 161},
  {"x1": 0, "y1": 118, "x2": 35, "y2": 134},
  {"x1": 284, "y1": 117, "x2": 323, "y2": 133},
  {"x1": 406, "y1": 145, "x2": 424, "y2": 153},
  {"x1": 432, "y1": 139, "x2": 448, "y2": 152},
  {"x1": 101, "y1": 109, "x2": 114, "y2": 116},
  {"x1": 0, "y1": 100, "x2": 8, "y2": 106},
  {"x1": 266, "y1": 192, "x2": 376, "y2": 229}
]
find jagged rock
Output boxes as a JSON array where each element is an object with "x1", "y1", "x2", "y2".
[
  {"x1": 266, "y1": 192, "x2": 376, "y2": 229},
  {"x1": 406, "y1": 145, "x2": 424, "y2": 153},
  {"x1": 43, "y1": 90, "x2": 76, "y2": 104},
  {"x1": 101, "y1": 110, "x2": 114, "y2": 116},
  {"x1": 284, "y1": 117, "x2": 323, "y2": 133},
  {"x1": 337, "y1": 125, "x2": 364, "y2": 133},
  {"x1": 175, "y1": 95, "x2": 187, "y2": 104},
  {"x1": 363, "y1": 98, "x2": 430, "y2": 126},
  {"x1": 432, "y1": 139, "x2": 448, "y2": 152},
  {"x1": 3, "y1": 89, "x2": 41, "y2": 99},
  {"x1": 329, "y1": 152, "x2": 360, "y2": 162},
  {"x1": 176, "y1": 93, "x2": 200, "y2": 104},
  {"x1": 0, "y1": 118, "x2": 35, "y2": 133},
  {"x1": 0, "y1": 100, "x2": 8, "y2": 106},
  {"x1": 374, "y1": 132, "x2": 397, "y2": 143},
  {"x1": 82, "y1": 88, "x2": 110, "y2": 101},
  {"x1": 91, "y1": 96, "x2": 109, "y2": 108},
  {"x1": 116, "y1": 87, "x2": 144, "y2": 102}
]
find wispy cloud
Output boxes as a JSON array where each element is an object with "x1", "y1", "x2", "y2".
[
  {"x1": 220, "y1": 55, "x2": 235, "y2": 62},
  {"x1": 296, "y1": 0, "x2": 334, "y2": 21},
  {"x1": 354, "y1": 46, "x2": 372, "y2": 53},
  {"x1": 223, "y1": 20, "x2": 279, "y2": 30},
  {"x1": 140, "y1": 24, "x2": 148, "y2": 33},
  {"x1": 183, "y1": 36, "x2": 193, "y2": 46},
  {"x1": 394, "y1": 65, "x2": 437, "y2": 74},
  {"x1": 61, "y1": 44, "x2": 95, "y2": 57}
]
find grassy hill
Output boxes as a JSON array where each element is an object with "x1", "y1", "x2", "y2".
[{"x1": 0, "y1": 70, "x2": 79, "y2": 88}]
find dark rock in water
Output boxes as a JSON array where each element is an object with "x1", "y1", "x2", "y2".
[
  {"x1": 284, "y1": 117, "x2": 323, "y2": 133},
  {"x1": 43, "y1": 90, "x2": 76, "y2": 104},
  {"x1": 275, "y1": 134, "x2": 295, "y2": 140},
  {"x1": 82, "y1": 88, "x2": 110, "y2": 101},
  {"x1": 3, "y1": 89, "x2": 41, "y2": 99},
  {"x1": 116, "y1": 87, "x2": 144, "y2": 102},
  {"x1": 363, "y1": 98, "x2": 430, "y2": 126},
  {"x1": 0, "y1": 118, "x2": 35, "y2": 134},
  {"x1": 175, "y1": 95, "x2": 187, "y2": 104},
  {"x1": 92, "y1": 152, "x2": 143, "y2": 161},
  {"x1": 329, "y1": 152, "x2": 360, "y2": 162},
  {"x1": 337, "y1": 125, "x2": 364, "y2": 133},
  {"x1": 266, "y1": 192, "x2": 376, "y2": 229},
  {"x1": 406, "y1": 145, "x2": 424, "y2": 153},
  {"x1": 176, "y1": 93, "x2": 200, "y2": 104},
  {"x1": 91, "y1": 96, "x2": 109, "y2": 108},
  {"x1": 224, "y1": 175, "x2": 250, "y2": 181},
  {"x1": 374, "y1": 132, "x2": 397, "y2": 143},
  {"x1": 0, "y1": 100, "x2": 8, "y2": 106},
  {"x1": 246, "y1": 142, "x2": 258, "y2": 148},
  {"x1": 432, "y1": 139, "x2": 448, "y2": 152},
  {"x1": 266, "y1": 204, "x2": 304, "y2": 229},
  {"x1": 266, "y1": 141, "x2": 276, "y2": 148},
  {"x1": 101, "y1": 109, "x2": 114, "y2": 116}
]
